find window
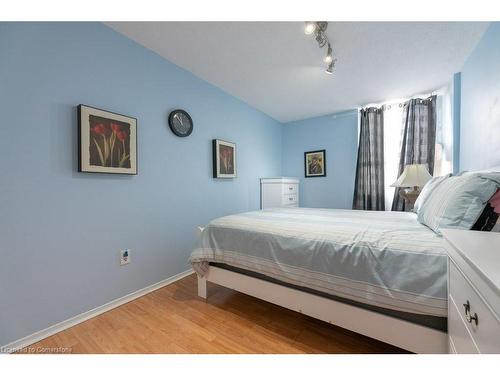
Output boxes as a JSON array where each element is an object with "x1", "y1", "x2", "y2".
[
  {"x1": 434, "y1": 84, "x2": 454, "y2": 178},
  {"x1": 365, "y1": 86, "x2": 454, "y2": 210}
]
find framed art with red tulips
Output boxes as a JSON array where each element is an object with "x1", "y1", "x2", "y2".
[
  {"x1": 78, "y1": 105, "x2": 137, "y2": 175},
  {"x1": 212, "y1": 139, "x2": 236, "y2": 178}
]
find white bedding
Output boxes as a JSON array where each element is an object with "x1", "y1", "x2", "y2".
[{"x1": 190, "y1": 207, "x2": 448, "y2": 317}]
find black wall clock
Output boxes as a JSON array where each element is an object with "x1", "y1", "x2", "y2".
[{"x1": 168, "y1": 109, "x2": 193, "y2": 137}]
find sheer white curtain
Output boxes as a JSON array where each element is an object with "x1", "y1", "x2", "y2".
[
  {"x1": 367, "y1": 86, "x2": 454, "y2": 210},
  {"x1": 382, "y1": 103, "x2": 404, "y2": 210},
  {"x1": 434, "y1": 84, "x2": 454, "y2": 177}
]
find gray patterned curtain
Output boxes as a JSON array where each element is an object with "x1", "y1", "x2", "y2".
[
  {"x1": 391, "y1": 96, "x2": 437, "y2": 211},
  {"x1": 352, "y1": 107, "x2": 385, "y2": 211}
]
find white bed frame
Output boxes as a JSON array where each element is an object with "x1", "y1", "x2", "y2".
[{"x1": 197, "y1": 265, "x2": 448, "y2": 353}]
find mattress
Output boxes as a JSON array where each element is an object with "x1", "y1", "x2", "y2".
[{"x1": 190, "y1": 207, "x2": 448, "y2": 317}]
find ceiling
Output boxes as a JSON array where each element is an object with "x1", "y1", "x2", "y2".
[{"x1": 106, "y1": 22, "x2": 489, "y2": 123}]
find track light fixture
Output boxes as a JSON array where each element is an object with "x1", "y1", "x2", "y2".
[{"x1": 304, "y1": 21, "x2": 337, "y2": 75}]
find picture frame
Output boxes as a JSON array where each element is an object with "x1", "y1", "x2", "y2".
[
  {"x1": 304, "y1": 149, "x2": 326, "y2": 177},
  {"x1": 212, "y1": 139, "x2": 236, "y2": 178},
  {"x1": 78, "y1": 105, "x2": 137, "y2": 175}
]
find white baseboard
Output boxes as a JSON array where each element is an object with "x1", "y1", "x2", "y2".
[{"x1": 1, "y1": 269, "x2": 194, "y2": 354}]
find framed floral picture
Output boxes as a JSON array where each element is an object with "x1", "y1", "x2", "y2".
[
  {"x1": 78, "y1": 105, "x2": 137, "y2": 175},
  {"x1": 213, "y1": 139, "x2": 236, "y2": 178},
  {"x1": 304, "y1": 149, "x2": 326, "y2": 177}
]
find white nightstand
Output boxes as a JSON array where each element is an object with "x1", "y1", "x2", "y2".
[
  {"x1": 260, "y1": 177, "x2": 299, "y2": 209},
  {"x1": 443, "y1": 229, "x2": 500, "y2": 353}
]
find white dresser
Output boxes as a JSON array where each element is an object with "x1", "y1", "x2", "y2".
[
  {"x1": 443, "y1": 229, "x2": 500, "y2": 353},
  {"x1": 260, "y1": 177, "x2": 299, "y2": 209}
]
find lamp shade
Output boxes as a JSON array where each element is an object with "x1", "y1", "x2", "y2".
[{"x1": 390, "y1": 164, "x2": 432, "y2": 188}]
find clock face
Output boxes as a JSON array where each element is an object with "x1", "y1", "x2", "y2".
[{"x1": 168, "y1": 110, "x2": 193, "y2": 137}]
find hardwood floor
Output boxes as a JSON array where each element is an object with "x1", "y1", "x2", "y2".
[{"x1": 23, "y1": 274, "x2": 407, "y2": 354}]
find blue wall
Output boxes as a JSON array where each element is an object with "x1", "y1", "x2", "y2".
[
  {"x1": 460, "y1": 22, "x2": 500, "y2": 171},
  {"x1": 0, "y1": 23, "x2": 282, "y2": 347},
  {"x1": 282, "y1": 111, "x2": 359, "y2": 209}
]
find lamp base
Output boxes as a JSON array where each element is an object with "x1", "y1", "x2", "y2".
[{"x1": 398, "y1": 187, "x2": 420, "y2": 210}]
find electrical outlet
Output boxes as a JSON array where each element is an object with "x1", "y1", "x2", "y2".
[{"x1": 120, "y1": 249, "x2": 131, "y2": 266}]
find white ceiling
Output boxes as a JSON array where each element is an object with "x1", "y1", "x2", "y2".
[{"x1": 106, "y1": 22, "x2": 489, "y2": 123}]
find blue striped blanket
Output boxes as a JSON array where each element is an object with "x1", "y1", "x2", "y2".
[{"x1": 190, "y1": 207, "x2": 447, "y2": 316}]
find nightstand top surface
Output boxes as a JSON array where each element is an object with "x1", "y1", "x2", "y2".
[{"x1": 442, "y1": 229, "x2": 500, "y2": 294}]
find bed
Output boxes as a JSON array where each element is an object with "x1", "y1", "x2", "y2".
[{"x1": 190, "y1": 207, "x2": 449, "y2": 353}]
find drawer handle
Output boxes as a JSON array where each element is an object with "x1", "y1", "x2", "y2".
[
  {"x1": 463, "y1": 300, "x2": 479, "y2": 326},
  {"x1": 289, "y1": 197, "x2": 294, "y2": 201},
  {"x1": 288, "y1": 187, "x2": 293, "y2": 190}
]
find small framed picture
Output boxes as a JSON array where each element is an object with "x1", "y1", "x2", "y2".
[
  {"x1": 213, "y1": 139, "x2": 236, "y2": 178},
  {"x1": 78, "y1": 105, "x2": 137, "y2": 175},
  {"x1": 304, "y1": 150, "x2": 326, "y2": 177}
]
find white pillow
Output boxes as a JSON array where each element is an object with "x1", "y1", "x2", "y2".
[
  {"x1": 413, "y1": 174, "x2": 451, "y2": 214},
  {"x1": 417, "y1": 173, "x2": 500, "y2": 233}
]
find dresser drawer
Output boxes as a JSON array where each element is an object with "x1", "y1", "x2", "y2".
[
  {"x1": 449, "y1": 260, "x2": 500, "y2": 353},
  {"x1": 261, "y1": 178, "x2": 299, "y2": 209},
  {"x1": 448, "y1": 295, "x2": 479, "y2": 353},
  {"x1": 282, "y1": 193, "x2": 298, "y2": 206},
  {"x1": 282, "y1": 183, "x2": 298, "y2": 195}
]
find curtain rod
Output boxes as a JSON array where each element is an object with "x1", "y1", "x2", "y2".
[{"x1": 361, "y1": 91, "x2": 439, "y2": 111}]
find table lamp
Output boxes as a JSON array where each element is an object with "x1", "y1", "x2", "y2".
[{"x1": 391, "y1": 164, "x2": 432, "y2": 209}]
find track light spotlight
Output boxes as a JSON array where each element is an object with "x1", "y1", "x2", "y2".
[
  {"x1": 324, "y1": 44, "x2": 333, "y2": 63},
  {"x1": 304, "y1": 22, "x2": 316, "y2": 35},
  {"x1": 325, "y1": 60, "x2": 335, "y2": 75}
]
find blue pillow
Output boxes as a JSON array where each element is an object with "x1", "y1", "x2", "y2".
[{"x1": 417, "y1": 172, "x2": 500, "y2": 233}]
